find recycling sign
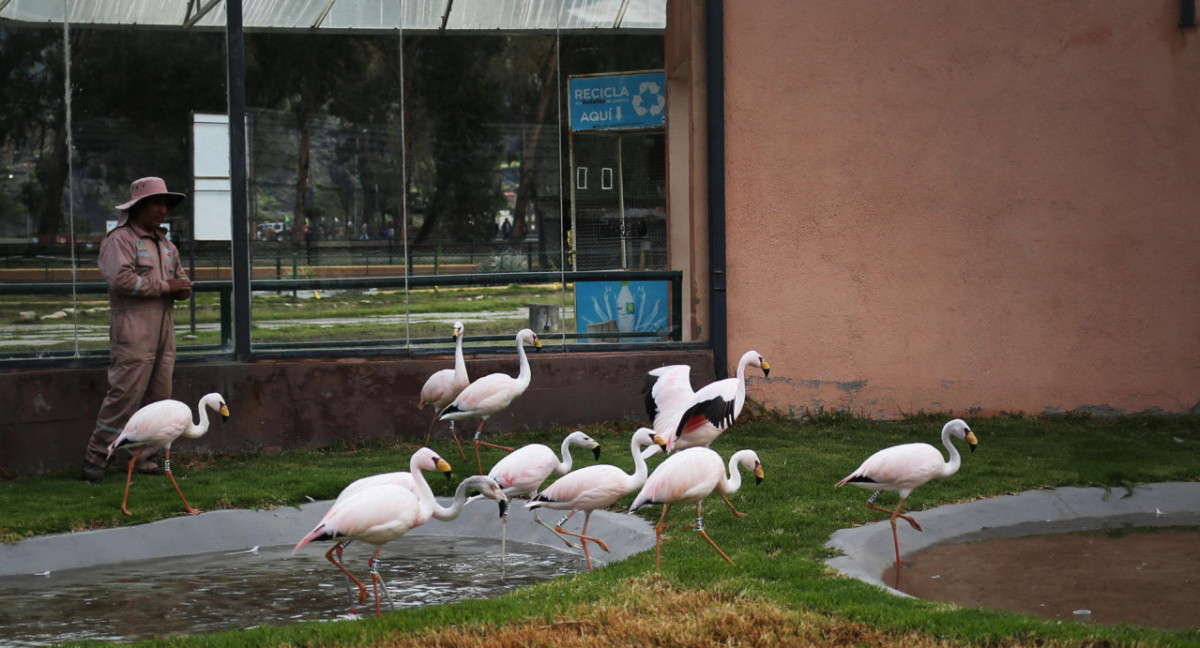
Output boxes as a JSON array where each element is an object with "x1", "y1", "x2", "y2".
[{"x1": 568, "y1": 72, "x2": 666, "y2": 132}]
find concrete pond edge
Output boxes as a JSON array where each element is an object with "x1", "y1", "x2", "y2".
[
  {"x1": 825, "y1": 481, "x2": 1200, "y2": 597},
  {"x1": 0, "y1": 497, "x2": 655, "y2": 577}
]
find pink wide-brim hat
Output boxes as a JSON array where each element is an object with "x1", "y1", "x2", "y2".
[{"x1": 114, "y1": 177, "x2": 186, "y2": 213}]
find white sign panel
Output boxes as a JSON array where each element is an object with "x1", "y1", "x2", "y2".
[{"x1": 192, "y1": 113, "x2": 232, "y2": 241}]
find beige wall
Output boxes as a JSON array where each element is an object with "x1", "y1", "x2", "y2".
[{"x1": 671, "y1": 1, "x2": 1200, "y2": 417}]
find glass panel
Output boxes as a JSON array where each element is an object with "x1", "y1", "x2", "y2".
[{"x1": 0, "y1": 4, "x2": 671, "y2": 362}]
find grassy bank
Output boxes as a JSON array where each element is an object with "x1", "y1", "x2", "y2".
[{"x1": 2, "y1": 412, "x2": 1197, "y2": 647}]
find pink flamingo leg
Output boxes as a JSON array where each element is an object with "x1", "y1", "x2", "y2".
[
  {"x1": 865, "y1": 496, "x2": 918, "y2": 567},
  {"x1": 653, "y1": 503, "x2": 672, "y2": 570},
  {"x1": 120, "y1": 457, "x2": 137, "y2": 516},
  {"x1": 325, "y1": 544, "x2": 368, "y2": 607},
  {"x1": 163, "y1": 449, "x2": 202, "y2": 515},
  {"x1": 553, "y1": 511, "x2": 610, "y2": 571},
  {"x1": 719, "y1": 492, "x2": 744, "y2": 517},
  {"x1": 692, "y1": 503, "x2": 732, "y2": 564}
]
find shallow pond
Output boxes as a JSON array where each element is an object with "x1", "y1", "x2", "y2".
[
  {"x1": 885, "y1": 527, "x2": 1200, "y2": 630},
  {"x1": 0, "y1": 535, "x2": 580, "y2": 646}
]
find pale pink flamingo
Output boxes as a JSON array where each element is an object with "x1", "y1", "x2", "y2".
[
  {"x1": 293, "y1": 471, "x2": 507, "y2": 618},
  {"x1": 418, "y1": 321, "x2": 470, "y2": 459},
  {"x1": 525, "y1": 428, "x2": 666, "y2": 571},
  {"x1": 642, "y1": 350, "x2": 770, "y2": 456},
  {"x1": 438, "y1": 328, "x2": 541, "y2": 474},
  {"x1": 836, "y1": 418, "x2": 978, "y2": 569},
  {"x1": 478, "y1": 430, "x2": 601, "y2": 556},
  {"x1": 332, "y1": 447, "x2": 453, "y2": 507},
  {"x1": 105, "y1": 392, "x2": 229, "y2": 516},
  {"x1": 629, "y1": 447, "x2": 764, "y2": 569}
]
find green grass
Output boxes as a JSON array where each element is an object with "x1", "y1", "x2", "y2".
[{"x1": 2, "y1": 412, "x2": 1198, "y2": 647}]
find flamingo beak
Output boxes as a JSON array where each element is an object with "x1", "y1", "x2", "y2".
[
  {"x1": 760, "y1": 361, "x2": 770, "y2": 378},
  {"x1": 498, "y1": 498, "x2": 509, "y2": 518},
  {"x1": 754, "y1": 463, "x2": 765, "y2": 485},
  {"x1": 219, "y1": 404, "x2": 230, "y2": 421},
  {"x1": 966, "y1": 431, "x2": 978, "y2": 452},
  {"x1": 652, "y1": 434, "x2": 667, "y2": 452},
  {"x1": 592, "y1": 446, "x2": 602, "y2": 460},
  {"x1": 533, "y1": 338, "x2": 543, "y2": 351},
  {"x1": 436, "y1": 458, "x2": 453, "y2": 477}
]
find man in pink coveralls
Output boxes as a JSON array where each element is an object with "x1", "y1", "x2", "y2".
[{"x1": 82, "y1": 177, "x2": 193, "y2": 482}]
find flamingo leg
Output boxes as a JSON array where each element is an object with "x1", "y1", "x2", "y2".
[
  {"x1": 334, "y1": 543, "x2": 358, "y2": 608},
  {"x1": 163, "y1": 450, "x2": 202, "y2": 515},
  {"x1": 325, "y1": 544, "x2": 368, "y2": 609},
  {"x1": 718, "y1": 492, "x2": 744, "y2": 518},
  {"x1": 554, "y1": 511, "x2": 610, "y2": 570},
  {"x1": 865, "y1": 498, "x2": 921, "y2": 531},
  {"x1": 448, "y1": 420, "x2": 467, "y2": 462},
  {"x1": 653, "y1": 503, "x2": 672, "y2": 570},
  {"x1": 693, "y1": 502, "x2": 732, "y2": 564},
  {"x1": 120, "y1": 456, "x2": 137, "y2": 516},
  {"x1": 532, "y1": 510, "x2": 577, "y2": 548},
  {"x1": 367, "y1": 549, "x2": 395, "y2": 618}
]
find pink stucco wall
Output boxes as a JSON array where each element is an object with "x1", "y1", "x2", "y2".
[{"x1": 697, "y1": 1, "x2": 1200, "y2": 417}]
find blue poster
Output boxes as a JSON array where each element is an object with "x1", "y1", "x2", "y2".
[
  {"x1": 575, "y1": 280, "x2": 670, "y2": 342},
  {"x1": 568, "y1": 72, "x2": 666, "y2": 132}
]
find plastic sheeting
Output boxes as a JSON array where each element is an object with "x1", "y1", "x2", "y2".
[{"x1": 0, "y1": 0, "x2": 665, "y2": 32}]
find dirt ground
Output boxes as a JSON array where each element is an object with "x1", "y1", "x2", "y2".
[{"x1": 885, "y1": 528, "x2": 1199, "y2": 631}]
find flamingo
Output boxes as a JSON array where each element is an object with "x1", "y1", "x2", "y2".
[
  {"x1": 418, "y1": 321, "x2": 470, "y2": 459},
  {"x1": 525, "y1": 428, "x2": 666, "y2": 571},
  {"x1": 641, "y1": 350, "x2": 770, "y2": 457},
  {"x1": 835, "y1": 418, "x2": 978, "y2": 569},
  {"x1": 629, "y1": 447, "x2": 764, "y2": 569},
  {"x1": 293, "y1": 472, "x2": 507, "y2": 618},
  {"x1": 477, "y1": 430, "x2": 601, "y2": 556},
  {"x1": 438, "y1": 328, "x2": 541, "y2": 474},
  {"x1": 105, "y1": 392, "x2": 229, "y2": 516}
]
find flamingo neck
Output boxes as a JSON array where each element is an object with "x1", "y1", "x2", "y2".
[
  {"x1": 183, "y1": 400, "x2": 211, "y2": 439},
  {"x1": 719, "y1": 451, "x2": 745, "y2": 496},
  {"x1": 629, "y1": 435, "x2": 651, "y2": 484},
  {"x1": 431, "y1": 479, "x2": 472, "y2": 521},
  {"x1": 557, "y1": 438, "x2": 575, "y2": 473},
  {"x1": 514, "y1": 338, "x2": 531, "y2": 385},
  {"x1": 410, "y1": 455, "x2": 440, "y2": 517},
  {"x1": 940, "y1": 429, "x2": 963, "y2": 479},
  {"x1": 453, "y1": 332, "x2": 467, "y2": 380}
]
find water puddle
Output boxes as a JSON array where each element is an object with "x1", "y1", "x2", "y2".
[
  {"x1": 0, "y1": 536, "x2": 581, "y2": 646},
  {"x1": 885, "y1": 527, "x2": 1200, "y2": 630}
]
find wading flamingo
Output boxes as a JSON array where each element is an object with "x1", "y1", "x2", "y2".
[
  {"x1": 836, "y1": 418, "x2": 978, "y2": 569},
  {"x1": 105, "y1": 392, "x2": 229, "y2": 516},
  {"x1": 525, "y1": 428, "x2": 666, "y2": 571},
  {"x1": 438, "y1": 328, "x2": 541, "y2": 474},
  {"x1": 293, "y1": 471, "x2": 507, "y2": 618},
  {"x1": 418, "y1": 321, "x2": 470, "y2": 459},
  {"x1": 629, "y1": 447, "x2": 764, "y2": 569},
  {"x1": 477, "y1": 430, "x2": 601, "y2": 556}
]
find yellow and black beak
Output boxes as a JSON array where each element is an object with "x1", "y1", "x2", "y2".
[
  {"x1": 760, "y1": 361, "x2": 770, "y2": 378},
  {"x1": 219, "y1": 404, "x2": 231, "y2": 422},
  {"x1": 652, "y1": 434, "x2": 668, "y2": 453},
  {"x1": 436, "y1": 457, "x2": 453, "y2": 478},
  {"x1": 966, "y1": 431, "x2": 979, "y2": 453},
  {"x1": 753, "y1": 462, "x2": 765, "y2": 485}
]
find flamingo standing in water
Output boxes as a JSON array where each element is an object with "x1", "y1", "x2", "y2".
[
  {"x1": 642, "y1": 350, "x2": 770, "y2": 457},
  {"x1": 418, "y1": 321, "x2": 470, "y2": 459},
  {"x1": 293, "y1": 468, "x2": 507, "y2": 618},
  {"x1": 525, "y1": 428, "x2": 666, "y2": 570},
  {"x1": 105, "y1": 392, "x2": 230, "y2": 516},
  {"x1": 629, "y1": 447, "x2": 764, "y2": 569},
  {"x1": 836, "y1": 418, "x2": 978, "y2": 569},
  {"x1": 478, "y1": 430, "x2": 601, "y2": 556},
  {"x1": 438, "y1": 328, "x2": 541, "y2": 474}
]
